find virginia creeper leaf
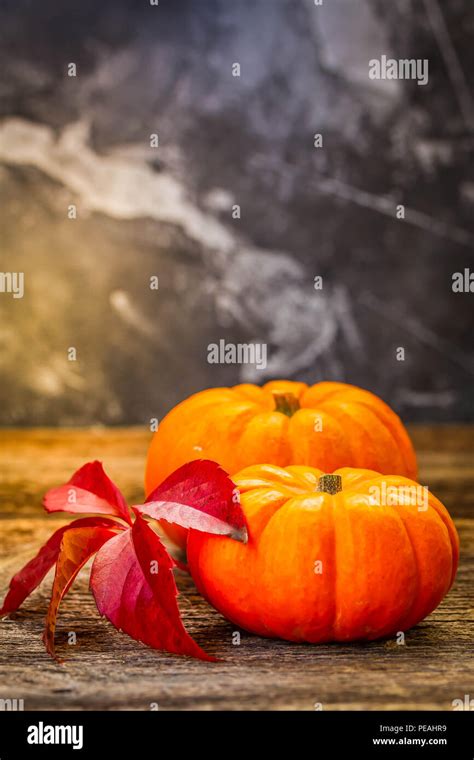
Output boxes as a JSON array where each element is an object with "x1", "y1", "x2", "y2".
[
  {"x1": 90, "y1": 514, "x2": 215, "y2": 661},
  {"x1": 136, "y1": 460, "x2": 247, "y2": 542},
  {"x1": 43, "y1": 461, "x2": 132, "y2": 525},
  {"x1": 3, "y1": 459, "x2": 245, "y2": 662},
  {"x1": 0, "y1": 517, "x2": 120, "y2": 617},
  {"x1": 44, "y1": 525, "x2": 118, "y2": 659}
]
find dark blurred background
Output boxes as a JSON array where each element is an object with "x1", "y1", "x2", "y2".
[{"x1": 0, "y1": 0, "x2": 473, "y2": 425}]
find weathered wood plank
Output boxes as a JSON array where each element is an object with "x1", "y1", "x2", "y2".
[{"x1": 0, "y1": 427, "x2": 472, "y2": 710}]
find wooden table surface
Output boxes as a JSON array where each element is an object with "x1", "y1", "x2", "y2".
[{"x1": 0, "y1": 426, "x2": 472, "y2": 711}]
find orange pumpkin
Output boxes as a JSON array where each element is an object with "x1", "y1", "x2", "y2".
[
  {"x1": 187, "y1": 465, "x2": 459, "y2": 643},
  {"x1": 146, "y1": 381, "x2": 417, "y2": 548}
]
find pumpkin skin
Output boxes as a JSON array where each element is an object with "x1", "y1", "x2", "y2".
[
  {"x1": 146, "y1": 381, "x2": 417, "y2": 548},
  {"x1": 187, "y1": 465, "x2": 459, "y2": 643}
]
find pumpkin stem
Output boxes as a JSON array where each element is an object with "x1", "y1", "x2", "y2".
[
  {"x1": 273, "y1": 392, "x2": 300, "y2": 417},
  {"x1": 318, "y1": 474, "x2": 343, "y2": 495}
]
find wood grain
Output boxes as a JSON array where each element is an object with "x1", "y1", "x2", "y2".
[{"x1": 0, "y1": 426, "x2": 472, "y2": 711}]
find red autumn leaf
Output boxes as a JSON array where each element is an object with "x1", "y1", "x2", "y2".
[
  {"x1": 135, "y1": 460, "x2": 248, "y2": 542},
  {"x1": 43, "y1": 461, "x2": 132, "y2": 525},
  {"x1": 3, "y1": 458, "x2": 243, "y2": 661},
  {"x1": 90, "y1": 513, "x2": 215, "y2": 661},
  {"x1": 0, "y1": 517, "x2": 121, "y2": 617},
  {"x1": 44, "y1": 525, "x2": 119, "y2": 659}
]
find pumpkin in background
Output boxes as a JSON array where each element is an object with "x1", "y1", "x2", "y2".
[
  {"x1": 187, "y1": 465, "x2": 459, "y2": 643},
  {"x1": 145, "y1": 381, "x2": 417, "y2": 548}
]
